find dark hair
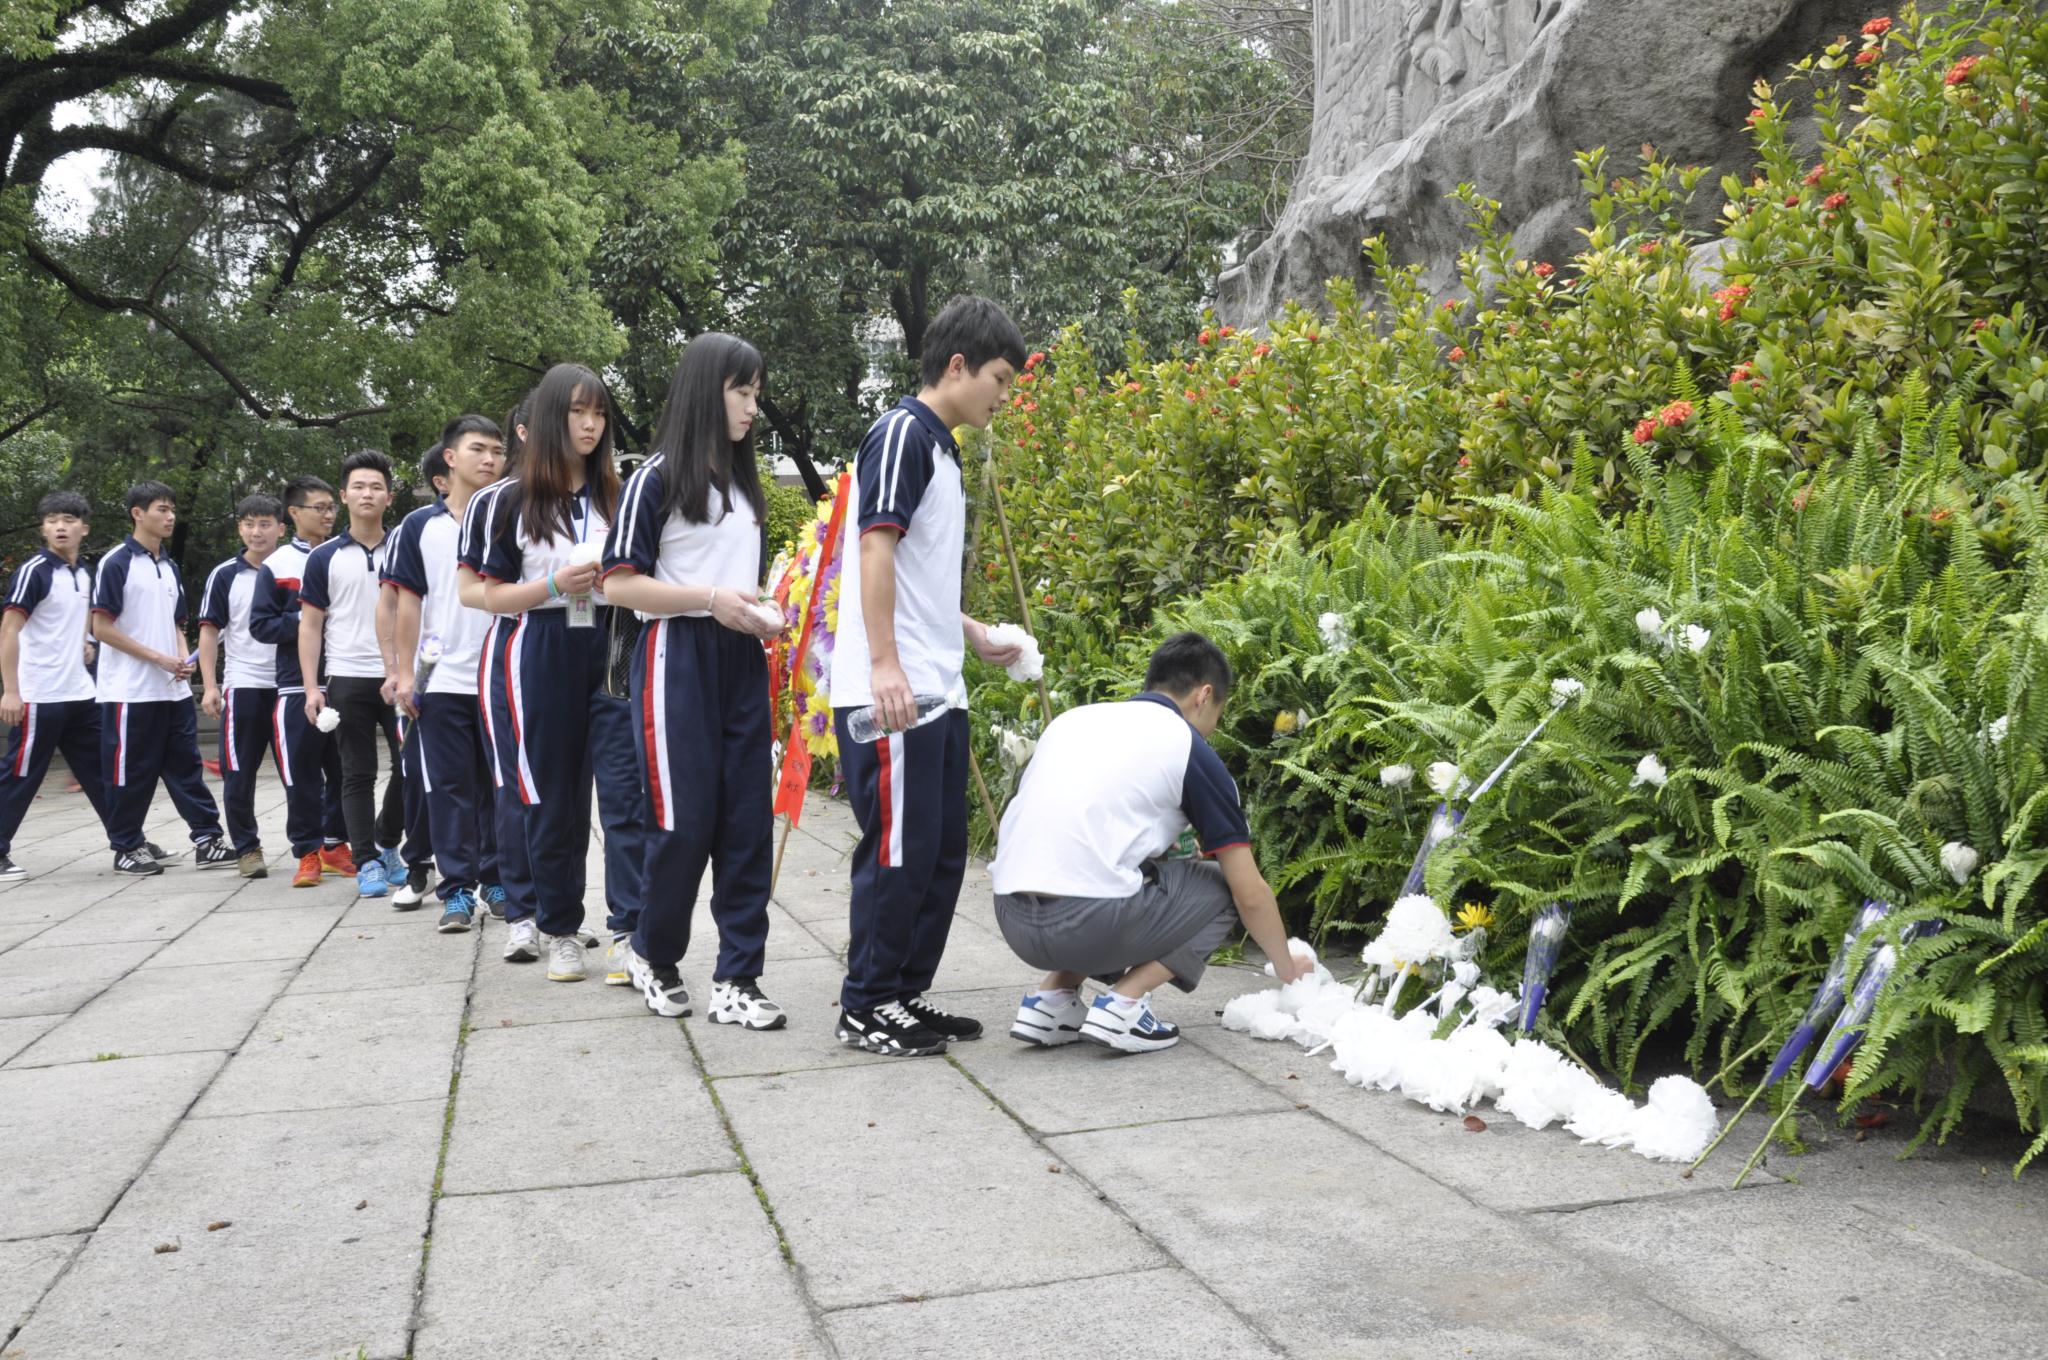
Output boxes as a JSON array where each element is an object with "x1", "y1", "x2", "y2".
[
  {"x1": 282, "y1": 474, "x2": 334, "y2": 508},
  {"x1": 511, "y1": 363, "x2": 619, "y2": 546},
  {"x1": 919, "y1": 295, "x2": 1026, "y2": 388},
  {"x1": 649, "y1": 333, "x2": 767, "y2": 526},
  {"x1": 503, "y1": 397, "x2": 531, "y2": 468},
  {"x1": 339, "y1": 448, "x2": 393, "y2": 490},
  {"x1": 235, "y1": 494, "x2": 285, "y2": 521},
  {"x1": 442, "y1": 413, "x2": 503, "y2": 448},
  {"x1": 125, "y1": 480, "x2": 176, "y2": 519},
  {"x1": 1144, "y1": 632, "x2": 1232, "y2": 700},
  {"x1": 36, "y1": 491, "x2": 90, "y2": 521},
  {"x1": 418, "y1": 442, "x2": 448, "y2": 490}
]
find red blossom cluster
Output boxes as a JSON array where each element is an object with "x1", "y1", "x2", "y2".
[
  {"x1": 1856, "y1": 49, "x2": 1881, "y2": 67},
  {"x1": 1633, "y1": 419, "x2": 1658, "y2": 445},
  {"x1": 1973, "y1": 317, "x2": 1993, "y2": 332},
  {"x1": 1862, "y1": 16, "x2": 1892, "y2": 36},
  {"x1": 1447, "y1": 346, "x2": 1466, "y2": 362},
  {"x1": 1729, "y1": 362, "x2": 1761, "y2": 387},
  {"x1": 1638, "y1": 241, "x2": 1661, "y2": 256},
  {"x1": 1713, "y1": 284, "x2": 1751, "y2": 321},
  {"x1": 1659, "y1": 400, "x2": 1695, "y2": 428},
  {"x1": 1747, "y1": 107, "x2": 1768, "y2": 125},
  {"x1": 1253, "y1": 342, "x2": 1271, "y2": 358},
  {"x1": 1946, "y1": 55, "x2": 1979, "y2": 86},
  {"x1": 1824, "y1": 192, "x2": 1850, "y2": 211},
  {"x1": 1025, "y1": 351, "x2": 1045, "y2": 369},
  {"x1": 1804, "y1": 164, "x2": 1827, "y2": 185},
  {"x1": 1198, "y1": 328, "x2": 1214, "y2": 345},
  {"x1": 1533, "y1": 262, "x2": 1555, "y2": 278}
]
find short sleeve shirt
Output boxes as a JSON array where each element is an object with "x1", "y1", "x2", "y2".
[
  {"x1": 4, "y1": 550, "x2": 95, "y2": 703},
  {"x1": 250, "y1": 538, "x2": 317, "y2": 690},
  {"x1": 300, "y1": 529, "x2": 390, "y2": 679},
  {"x1": 384, "y1": 500, "x2": 492, "y2": 695},
  {"x1": 990, "y1": 692, "x2": 1251, "y2": 899},
  {"x1": 601, "y1": 452, "x2": 763, "y2": 619},
  {"x1": 198, "y1": 553, "x2": 275, "y2": 690},
  {"x1": 829, "y1": 398, "x2": 965, "y2": 709},
  {"x1": 90, "y1": 536, "x2": 190, "y2": 703},
  {"x1": 473, "y1": 481, "x2": 613, "y2": 609}
]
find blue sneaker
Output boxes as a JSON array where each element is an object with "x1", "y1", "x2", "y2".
[
  {"x1": 479, "y1": 884, "x2": 508, "y2": 920},
  {"x1": 356, "y1": 860, "x2": 389, "y2": 898},
  {"x1": 437, "y1": 888, "x2": 477, "y2": 934},
  {"x1": 379, "y1": 845, "x2": 404, "y2": 881},
  {"x1": 1078, "y1": 993, "x2": 1180, "y2": 1053}
]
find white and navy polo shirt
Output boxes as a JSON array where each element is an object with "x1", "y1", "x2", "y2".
[
  {"x1": 829, "y1": 397, "x2": 965, "y2": 709},
  {"x1": 3, "y1": 549, "x2": 95, "y2": 703},
  {"x1": 601, "y1": 452, "x2": 762, "y2": 619},
  {"x1": 90, "y1": 535, "x2": 191, "y2": 704},
  {"x1": 198, "y1": 552, "x2": 276, "y2": 690},
  {"x1": 991, "y1": 692, "x2": 1252, "y2": 900},
  {"x1": 468, "y1": 479, "x2": 612, "y2": 608},
  {"x1": 300, "y1": 527, "x2": 389, "y2": 679},
  {"x1": 384, "y1": 499, "x2": 492, "y2": 696},
  {"x1": 250, "y1": 537, "x2": 319, "y2": 691}
]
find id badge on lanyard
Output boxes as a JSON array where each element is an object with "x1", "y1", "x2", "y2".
[{"x1": 566, "y1": 494, "x2": 596, "y2": 628}]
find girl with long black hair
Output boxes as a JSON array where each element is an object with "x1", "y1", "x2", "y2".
[
  {"x1": 458, "y1": 363, "x2": 648, "y2": 982},
  {"x1": 602, "y1": 333, "x2": 787, "y2": 1025}
]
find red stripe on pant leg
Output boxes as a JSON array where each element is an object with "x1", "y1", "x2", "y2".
[
  {"x1": 641, "y1": 620, "x2": 666, "y2": 829},
  {"x1": 13, "y1": 703, "x2": 29, "y2": 776},
  {"x1": 502, "y1": 618, "x2": 533, "y2": 804},
  {"x1": 876, "y1": 734, "x2": 893, "y2": 869}
]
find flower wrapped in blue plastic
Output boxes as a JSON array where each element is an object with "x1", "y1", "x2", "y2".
[
  {"x1": 1802, "y1": 918, "x2": 1944, "y2": 1090},
  {"x1": 1518, "y1": 903, "x2": 1571, "y2": 1033},
  {"x1": 1397, "y1": 802, "x2": 1464, "y2": 897},
  {"x1": 1762, "y1": 899, "x2": 1892, "y2": 1087}
]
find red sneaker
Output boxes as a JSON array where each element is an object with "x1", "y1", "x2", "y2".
[
  {"x1": 320, "y1": 845, "x2": 356, "y2": 877},
  {"x1": 293, "y1": 852, "x2": 323, "y2": 888},
  {"x1": 202, "y1": 758, "x2": 222, "y2": 778}
]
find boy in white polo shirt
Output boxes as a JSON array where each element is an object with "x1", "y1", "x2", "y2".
[
  {"x1": 301, "y1": 450, "x2": 406, "y2": 898},
  {"x1": 0, "y1": 492, "x2": 117, "y2": 878},
  {"x1": 197, "y1": 494, "x2": 286, "y2": 878},
  {"x1": 831, "y1": 295, "x2": 1027, "y2": 1058},
  {"x1": 991, "y1": 633, "x2": 1312, "y2": 1052},
  {"x1": 90, "y1": 481, "x2": 230, "y2": 876}
]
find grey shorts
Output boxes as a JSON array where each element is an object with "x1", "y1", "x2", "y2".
[{"x1": 993, "y1": 858, "x2": 1238, "y2": 993}]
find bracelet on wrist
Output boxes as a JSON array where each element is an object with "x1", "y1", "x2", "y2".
[{"x1": 545, "y1": 572, "x2": 559, "y2": 599}]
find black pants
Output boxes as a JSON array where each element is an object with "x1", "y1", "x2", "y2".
[{"x1": 325, "y1": 675, "x2": 404, "y2": 866}]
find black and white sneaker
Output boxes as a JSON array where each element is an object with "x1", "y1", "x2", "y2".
[
  {"x1": 193, "y1": 838, "x2": 235, "y2": 870},
  {"x1": 903, "y1": 994, "x2": 983, "y2": 1042},
  {"x1": 1078, "y1": 993, "x2": 1181, "y2": 1054},
  {"x1": 391, "y1": 864, "x2": 430, "y2": 909},
  {"x1": 625, "y1": 947, "x2": 692, "y2": 1018},
  {"x1": 113, "y1": 848, "x2": 163, "y2": 876},
  {"x1": 836, "y1": 1002, "x2": 947, "y2": 1057},
  {"x1": 0, "y1": 854, "x2": 23, "y2": 881},
  {"x1": 710, "y1": 979, "x2": 787, "y2": 1030},
  {"x1": 144, "y1": 839, "x2": 184, "y2": 861}
]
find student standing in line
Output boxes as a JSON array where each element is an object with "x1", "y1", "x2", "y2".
[
  {"x1": 603, "y1": 334, "x2": 787, "y2": 1025},
  {"x1": 379, "y1": 443, "x2": 445, "y2": 909},
  {"x1": 831, "y1": 296, "x2": 1027, "y2": 1056},
  {"x1": 196, "y1": 494, "x2": 286, "y2": 878},
  {"x1": 251, "y1": 475, "x2": 351, "y2": 888},
  {"x1": 466, "y1": 364, "x2": 648, "y2": 982},
  {"x1": 301, "y1": 450, "x2": 406, "y2": 898},
  {"x1": 89, "y1": 481, "x2": 231, "y2": 875},
  {"x1": 0, "y1": 492, "x2": 118, "y2": 879},
  {"x1": 388, "y1": 416, "x2": 505, "y2": 932}
]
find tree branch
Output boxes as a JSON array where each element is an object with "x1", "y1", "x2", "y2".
[
  {"x1": 266, "y1": 144, "x2": 395, "y2": 306},
  {"x1": 0, "y1": 400, "x2": 60, "y2": 446},
  {"x1": 33, "y1": 120, "x2": 255, "y2": 193}
]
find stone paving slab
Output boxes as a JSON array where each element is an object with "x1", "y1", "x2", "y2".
[
  {"x1": 684, "y1": 956, "x2": 894, "y2": 1078},
  {"x1": 414, "y1": 1174, "x2": 827, "y2": 1359},
  {"x1": 824, "y1": 1266, "x2": 1281, "y2": 1359},
  {"x1": 0, "y1": 940, "x2": 163, "y2": 1019},
  {"x1": 0, "y1": 1013, "x2": 64, "y2": 1065},
  {"x1": 190, "y1": 980, "x2": 466, "y2": 1118},
  {"x1": 440, "y1": 1015, "x2": 733, "y2": 1196},
  {"x1": 1048, "y1": 1108, "x2": 1740, "y2": 1360},
  {"x1": 14, "y1": 893, "x2": 225, "y2": 950},
  {"x1": 0, "y1": 1233, "x2": 82, "y2": 1336},
  {"x1": 285, "y1": 919, "x2": 479, "y2": 995},
  {"x1": 464, "y1": 929, "x2": 644, "y2": 1029},
  {"x1": 0, "y1": 1050, "x2": 223, "y2": 1239},
  {"x1": 10, "y1": 1098, "x2": 443, "y2": 1360},
  {"x1": 10, "y1": 958, "x2": 297, "y2": 1068},
  {"x1": 720, "y1": 1058, "x2": 1163, "y2": 1309},
  {"x1": 138, "y1": 900, "x2": 342, "y2": 969}
]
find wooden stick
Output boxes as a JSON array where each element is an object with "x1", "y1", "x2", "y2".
[
  {"x1": 967, "y1": 747, "x2": 1000, "y2": 834},
  {"x1": 767, "y1": 815, "x2": 797, "y2": 899},
  {"x1": 984, "y1": 455, "x2": 1054, "y2": 719}
]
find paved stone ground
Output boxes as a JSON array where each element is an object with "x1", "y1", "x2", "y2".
[{"x1": 3, "y1": 769, "x2": 2047, "y2": 1359}]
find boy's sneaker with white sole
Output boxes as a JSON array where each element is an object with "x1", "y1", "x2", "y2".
[
  {"x1": 835, "y1": 1001, "x2": 947, "y2": 1057},
  {"x1": 902, "y1": 994, "x2": 982, "y2": 1041},
  {"x1": 545, "y1": 934, "x2": 585, "y2": 982},
  {"x1": 193, "y1": 837, "x2": 235, "y2": 870},
  {"x1": 479, "y1": 884, "x2": 508, "y2": 919},
  {"x1": 625, "y1": 949, "x2": 691, "y2": 1017},
  {"x1": 502, "y1": 917, "x2": 540, "y2": 962},
  {"x1": 709, "y1": 979, "x2": 786, "y2": 1030},
  {"x1": 0, "y1": 854, "x2": 23, "y2": 881},
  {"x1": 392, "y1": 864, "x2": 430, "y2": 909},
  {"x1": 437, "y1": 888, "x2": 477, "y2": 934},
  {"x1": 1010, "y1": 991, "x2": 1088, "y2": 1046},
  {"x1": 112, "y1": 848, "x2": 162, "y2": 876},
  {"x1": 604, "y1": 934, "x2": 631, "y2": 985},
  {"x1": 1079, "y1": 993, "x2": 1181, "y2": 1053}
]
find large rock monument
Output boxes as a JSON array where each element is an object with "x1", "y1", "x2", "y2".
[{"x1": 1220, "y1": 0, "x2": 1872, "y2": 322}]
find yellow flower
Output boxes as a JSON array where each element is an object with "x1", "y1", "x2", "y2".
[
  {"x1": 1272, "y1": 710, "x2": 1298, "y2": 736},
  {"x1": 1454, "y1": 902, "x2": 1497, "y2": 934}
]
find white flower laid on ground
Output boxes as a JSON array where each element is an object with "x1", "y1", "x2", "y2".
[
  {"x1": 1317, "y1": 611, "x2": 1350, "y2": 651},
  {"x1": 1635, "y1": 607, "x2": 1665, "y2": 640},
  {"x1": 1221, "y1": 916, "x2": 1721, "y2": 1163},
  {"x1": 1425, "y1": 761, "x2": 1467, "y2": 797},
  {"x1": 982, "y1": 623, "x2": 1043, "y2": 682},
  {"x1": 1631, "y1": 753, "x2": 1668, "y2": 788},
  {"x1": 1942, "y1": 842, "x2": 1979, "y2": 886},
  {"x1": 1986, "y1": 715, "x2": 2011, "y2": 747},
  {"x1": 1680, "y1": 624, "x2": 1711, "y2": 654},
  {"x1": 1360, "y1": 894, "x2": 1457, "y2": 970},
  {"x1": 1550, "y1": 677, "x2": 1585, "y2": 704},
  {"x1": 996, "y1": 726, "x2": 1036, "y2": 766},
  {"x1": 1380, "y1": 762, "x2": 1414, "y2": 789}
]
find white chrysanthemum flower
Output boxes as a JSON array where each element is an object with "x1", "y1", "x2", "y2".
[
  {"x1": 1361, "y1": 894, "x2": 1458, "y2": 969},
  {"x1": 1550, "y1": 677, "x2": 1585, "y2": 704},
  {"x1": 1317, "y1": 611, "x2": 1350, "y2": 650},
  {"x1": 1380, "y1": 762, "x2": 1414, "y2": 789},
  {"x1": 1630, "y1": 753, "x2": 1668, "y2": 789},
  {"x1": 1425, "y1": 761, "x2": 1464, "y2": 797},
  {"x1": 1532, "y1": 911, "x2": 1569, "y2": 942},
  {"x1": 1635, "y1": 607, "x2": 1665, "y2": 638},
  {"x1": 1988, "y1": 715, "x2": 2010, "y2": 746},
  {"x1": 998, "y1": 728, "x2": 1036, "y2": 766},
  {"x1": 1941, "y1": 842, "x2": 1979, "y2": 886},
  {"x1": 1681, "y1": 624, "x2": 1711, "y2": 654}
]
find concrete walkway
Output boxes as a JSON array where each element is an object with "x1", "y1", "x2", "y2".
[{"x1": 2, "y1": 771, "x2": 2046, "y2": 1359}]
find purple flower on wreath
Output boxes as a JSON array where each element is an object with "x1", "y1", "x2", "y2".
[{"x1": 808, "y1": 710, "x2": 831, "y2": 737}]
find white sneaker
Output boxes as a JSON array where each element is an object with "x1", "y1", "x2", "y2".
[
  {"x1": 545, "y1": 934, "x2": 586, "y2": 982},
  {"x1": 1078, "y1": 993, "x2": 1180, "y2": 1053},
  {"x1": 709, "y1": 979, "x2": 787, "y2": 1030},
  {"x1": 604, "y1": 935, "x2": 630, "y2": 986},
  {"x1": 1010, "y1": 991, "x2": 1087, "y2": 1046},
  {"x1": 502, "y1": 918, "x2": 540, "y2": 963},
  {"x1": 626, "y1": 948, "x2": 691, "y2": 1017}
]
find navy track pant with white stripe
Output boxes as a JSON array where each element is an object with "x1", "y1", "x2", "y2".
[
  {"x1": 219, "y1": 686, "x2": 277, "y2": 855},
  {"x1": 100, "y1": 699, "x2": 222, "y2": 854},
  {"x1": 0, "y1": 699, "x2": 112, "y2": 856},
  {"x1": 480, "y1": 616, "x2": 536, "y2": 923},
  {"x1": 834, "y1": 705, "x2": 969, "y2": 1013},
  {"x1": 272, "y1": 693, "x2": 345, "y2": 858},
  {"x1": 417, "y1": 692, "x2": 496, "y2": 901},
  {"x1": 398, "y1": 712, "x2": 433, "y2": 870},
  {"x1": 495, "y1": 609, "x2": 647, "y2": 939},
  {"x1": 629, "y1": 616, "x2": 773, "y2": 979}
]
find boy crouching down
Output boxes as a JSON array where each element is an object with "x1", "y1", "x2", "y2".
[{"x1": 990, "y1": 632, "x2": 1312, "y2": 1053}]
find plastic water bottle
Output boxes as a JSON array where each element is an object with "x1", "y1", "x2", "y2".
[{"x1": 845, "y1": 695, "x2": 951, "y2": 744}]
